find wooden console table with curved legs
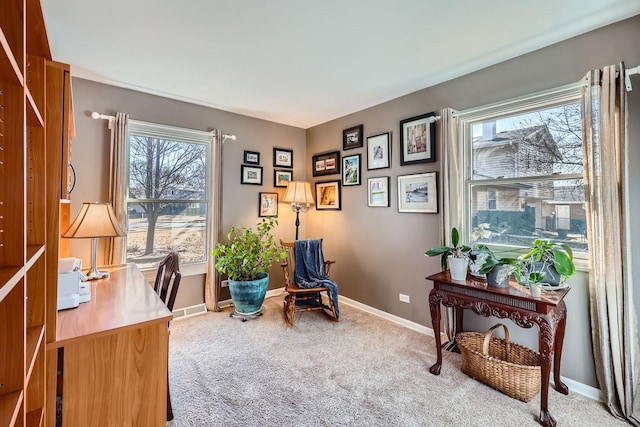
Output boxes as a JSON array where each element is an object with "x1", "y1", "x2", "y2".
[{"x1": 426, "y1": 271, "x2": 570, "y2": 427}]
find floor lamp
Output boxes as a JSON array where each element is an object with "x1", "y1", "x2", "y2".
[
  {"x1": 283, "y1": 181, "x2": 314, "y2": 240},
  {"x1": 62, "y1": 202, "x2": 125, "y2": 280}
]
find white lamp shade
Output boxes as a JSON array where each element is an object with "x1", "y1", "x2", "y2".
[
  {"x1": 283, "y1": 181, "x2": 314, "y2": 204},
  {"x1": 62, "y1": 202, "x2": 125, "y2": 238}
]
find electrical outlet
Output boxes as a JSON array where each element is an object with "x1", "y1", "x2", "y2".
[
  {"x1": 221, "y1": 280, "x2": 229, "y2": 288},
  {"x1": 399, "y1": 293, "x2": 410, "y2": 303}
]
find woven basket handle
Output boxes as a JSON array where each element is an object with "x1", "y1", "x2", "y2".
[{"x1": 482, "y1": 323, "x2": 511, "y2": 355}]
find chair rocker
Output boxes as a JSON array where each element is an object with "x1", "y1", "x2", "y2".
[{"x1": 280, "y1": 240, "x2": 339, "y2": 327}]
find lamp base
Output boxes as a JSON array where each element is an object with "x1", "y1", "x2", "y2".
[{"x1": 84, "y1": 267, "x2": 110, "y2": 281}]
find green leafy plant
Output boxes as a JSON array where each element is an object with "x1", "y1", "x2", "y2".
[
  {"x1": 212, "y1": 218, "x2": 287, "y2": 281},
  {"x1": 426, "y1": 227, "x2": 472, "y2": 270},
  {"x1": 514, "y1": 239, "x2": 576, "y2": 285}
]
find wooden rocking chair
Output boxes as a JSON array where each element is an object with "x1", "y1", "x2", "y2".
[{"x1": 280, "y1": 240, "x2": 339, "y2": 327}]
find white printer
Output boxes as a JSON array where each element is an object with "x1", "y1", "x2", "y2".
[{"x1": 58, "y1": 258, "x2": 91, "y2": 310}]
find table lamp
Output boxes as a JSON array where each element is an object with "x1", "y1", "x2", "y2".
[
  {"x1": 283, "y1": 181, "x2": 314, "y2": 240},
  {"x1": 62, "y1": 202, "x2": 125, "y2": 280}
]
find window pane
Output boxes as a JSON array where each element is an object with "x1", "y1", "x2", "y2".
[
  {"x1": 126, "y1": 202, "x2": 207, "y2": 270},
  {"x1": 129, "y1": 135, "x2": 207, "y2": 200},
  {"x1": 470, "y1": 179, "x2": 587, "y2": 253},
  {"x1": 472, "y1": 102, "x2": 583, "y2": 180}
]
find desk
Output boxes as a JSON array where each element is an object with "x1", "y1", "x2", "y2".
[
  {"x1": 49, "y1": 264, "x2": 172, "y2": 426},
  {"x1": 426, "y1": 271, "x2": 569, "y2": 427}
]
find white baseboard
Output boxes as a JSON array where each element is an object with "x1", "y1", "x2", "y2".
[{"x1": 172, "y1": 303, "x2": 207, "y2": 320}]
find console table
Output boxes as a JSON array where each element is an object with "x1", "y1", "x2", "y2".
[
  {"x1": 49, "y1": 264, "x2": 172, "y2": 426},
  {"x1": 426, "y1": 271, "x2": 570, "y2": 427}
]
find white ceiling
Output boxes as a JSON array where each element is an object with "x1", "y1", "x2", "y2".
[{"x1": 41, "y1": 0, "x2": 640, "y2": 129}]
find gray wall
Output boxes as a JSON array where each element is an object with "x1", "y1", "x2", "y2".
[
  {"x1": 305, "y1": 15, "x2": 640, "y2": 388},
  {"x1": 69, "y1": 78, "x2": 306, "y2": 309}
]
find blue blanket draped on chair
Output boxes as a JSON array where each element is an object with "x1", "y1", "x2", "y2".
[{"x1": 294, "y1": 239, "x2": 340, "y2": 318}]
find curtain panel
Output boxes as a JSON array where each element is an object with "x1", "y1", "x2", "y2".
[
  {"x1": 107, "y1": 112, "x2": 129, "y2": 265},
  {"x1": 582, "y1": 64, "x2": 640, "y2": 425},
  {"x1": 439, "y1": 107, "x2": 460, "y2": 348},
  {"x1": 205, "y1": 129, "x2": 223, "y2": 312}
]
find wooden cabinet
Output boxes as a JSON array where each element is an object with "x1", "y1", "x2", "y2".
[{"x1": 0, "y1": 0, "x2": 70, "y2": 425}]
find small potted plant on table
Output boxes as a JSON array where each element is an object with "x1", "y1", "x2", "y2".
[{"x1": 426, "y1": 227, "x2": 471, "y2": 281}]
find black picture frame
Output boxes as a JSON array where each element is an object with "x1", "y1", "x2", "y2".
[
  {"x1": 315, "y1": 180, "x2": 341, "y2": 210},
  {"x1": 399, "y1": 112, "x2": 436, "y2": 166},
  {"x1": 243, "y1": 150, "x2": 260, "y2": 165},
  {"x1": 367, "y1": 132, "x2": 391, "y2": 170},
  {"x1": 367, "y1": 176, "x2": 390, "y2": 207},
  {"x1": 274, "y1": 169, "x2": 293, "y2": 187},
  {"x1": 241, "y1": 165, "x2": 263, "y2": 185},
  {"x1": 342, "y1": 154, "x2": 361, "y2": 186},
  {"x1": 258, "y1": 192, "x2": 278, "y2": 217},
  {"x1": 343, "y1": 124, "x2": 364, "y2": 150},
  {"x1": 312, "y1": 150, "x2": 341, "y2": 177},
  {"x1": 273, "y1": 147, "x2": 293, "y2": 168}
]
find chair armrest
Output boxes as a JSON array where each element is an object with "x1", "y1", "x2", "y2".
[{"x1": 325, "y1": 260, "x2": 335, "y2": 276}]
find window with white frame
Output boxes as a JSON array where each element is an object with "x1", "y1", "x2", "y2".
[
  {"x1": 459, "y1": 83, "x2": 588, "y2": 255},
  {"x1": 126, "y1": 121, "x2": 211, "y2": 270}
]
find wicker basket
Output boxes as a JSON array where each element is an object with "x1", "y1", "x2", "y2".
[{"x1": 457, "y1": 323, "x2": 541, "y2": 402}]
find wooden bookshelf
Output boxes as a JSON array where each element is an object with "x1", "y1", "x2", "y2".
[{"x1": 0, "y1": 0, "x2": 70, "y2": 425}]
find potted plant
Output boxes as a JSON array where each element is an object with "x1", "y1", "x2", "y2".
[
  {"x1": 212, "y1": 217, "x2": 287, "y2": 315},
  {"x1": 426, "y1": 227, "x2": 472, "y2": 281},
  {"x1": 514, "y1": 239, "x2": 576, "y2": 286},
  {"x1": 476, "y1": 250, "x2": 520, "y2": 288}
]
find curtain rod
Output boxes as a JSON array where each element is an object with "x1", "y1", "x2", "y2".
[
  {"x1": 625, "y1": 65, "x2": 639, "y2": 91},
  {"x1": 90, "y1": 111, "x2": 237, "y2": 141}
]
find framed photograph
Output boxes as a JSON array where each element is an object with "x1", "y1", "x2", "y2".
[
  {"x1": 315, "y1": 180, "x2": 341, "y2": 210},
  {"x1": 368, "y1": 177, "x2": 390, "y2": 207},
  {"x1": 367, "y1": 132, "x2": 391, "y2": 170},
  {"x1": 343, "y1": 124, "x2": 364, "y2": 150},
  {"x1": 274, "y1": 169, "x2": 293, "y2": 187},
  {"x1": 342, "y1": 154, "x2": 361, "y2": 186},
  {"x1": 273, "y1": 147, "x2": 293, "y2": 168},
  {"x1": 243, "y1": 150, "x2": 260, "y2": 165},
  {"x1": 312, "y1": 151, "x2": 341, "y2": 177},
  {"x1": 397, "y1": 172, "x2": 438, "y2": 213},
  {"x1": 258, "y1": 192, "x2": 278, "y2": 217},
  {"x1": 399, "y1": 112, "x2": 436, "y2": 166},
  {"x1": 241, "y1": 165, "x2": 263, "y2": 185}
]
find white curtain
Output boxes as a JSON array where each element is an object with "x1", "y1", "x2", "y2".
[
  {"x1": 439, "y1": 107, "x2": 461, "y2": 348},
  {"x1": 205, "y1": 129, "x2": 224, "y2": 312},
  {"x1": 582, "y1": 64, "x2": 640, "y2": 425},
  {"x1": 107, "y1": 112, "x2": 129, "y2": 265}
]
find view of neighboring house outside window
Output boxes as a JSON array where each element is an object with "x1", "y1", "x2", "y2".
[
  {"x1": 126, "y1": 121, "x2": 211, "y2": 270},
  {"x1": 460, "y1": 83, "x2": 588, "y2": 256}
]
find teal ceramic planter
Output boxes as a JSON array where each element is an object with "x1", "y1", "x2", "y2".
[{"x1": 228, "y1": 273, "x2": 269, "y2": 315}]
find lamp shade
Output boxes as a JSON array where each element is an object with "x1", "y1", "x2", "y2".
[
  {"x1": 62, "y1": 202, "x2": 125, "y2": 238},
  {"x1": 283, "y1": 181, "x2": 314, "y2": 204}
]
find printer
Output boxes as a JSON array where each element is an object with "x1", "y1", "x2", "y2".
[{"x1": 58, "y1": 257, "x2": 91, "y2": 310}]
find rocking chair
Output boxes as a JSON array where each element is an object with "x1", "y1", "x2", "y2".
[{"x1": 280, "y1": 240, "x2": 339, "y2": 327}]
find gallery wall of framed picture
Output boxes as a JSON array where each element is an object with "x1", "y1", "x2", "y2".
[
  {"x1": 342, "y1": 154, "x2": 361, "y2": 186},
  {"x1": 312, "y1": 151, "x2": 341, "y2": 177},
  {"x1": 367, "y1": 176, "x2": 390, "y2": 207},
  {"x1": 259, "y1": 192, "x2": 278, "y2": 217},
  {"x1": 367, "y1": 132, "x2": 390, "y2": 170}
]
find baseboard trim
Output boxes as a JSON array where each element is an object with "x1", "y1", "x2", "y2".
[
  {"x1": 172, "y1": 303, "x2": 207, "y2": 320},
  {"x1": 552, "y1": 376, "x2": 601, "y2": 401},
  {"x1": 339, "y1": 295, "x2": 436, "y2": 337}
]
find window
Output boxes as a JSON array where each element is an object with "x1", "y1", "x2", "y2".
[
  {"x1": 459, "y1": 83, "x2": 588, "y2": 256},
  {"x1": 126, "y1": 121, "x2": 212, "y2": 270}
]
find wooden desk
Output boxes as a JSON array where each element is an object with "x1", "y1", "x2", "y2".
[
  {"x1": 426, "y1": 271, "x2": 569, "y2": 427},
  {"x1": 49, "y1": 264, "x2": 172, "y2": 426}
]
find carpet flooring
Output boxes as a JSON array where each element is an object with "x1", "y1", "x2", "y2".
[{"x1": 166, "y1": 295, "x2": 626, "y2": 427}]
